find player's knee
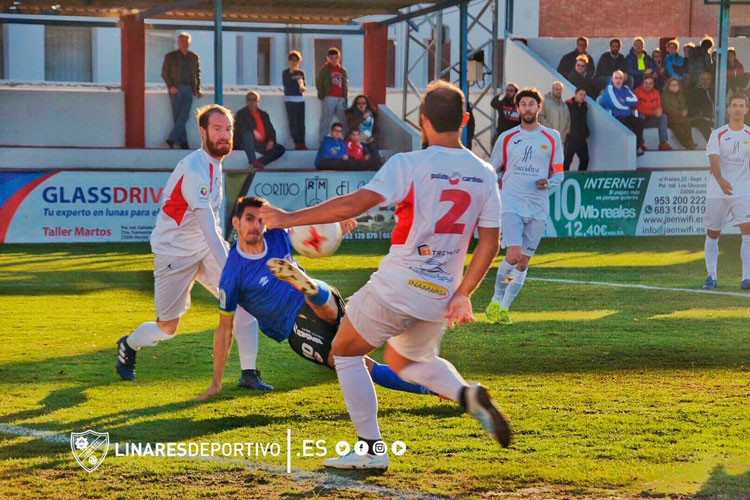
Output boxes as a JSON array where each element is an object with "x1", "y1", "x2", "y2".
[
  {"x1": 156, "y1": 318, "x2": 179, "y2": 335},
  {"x1": 516, "y1": 258, "x2": 530, "y2": 271},
  {"x1": 383, "y1": 344, "x2": 411, "y2": 373},
  {"x1": 706, "y1": 230, "x2": 721, "y2": 240}
]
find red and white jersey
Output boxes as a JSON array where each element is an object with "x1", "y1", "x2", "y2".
[
  {"x1": 490, "y1": 124, "x2": 564, "y2": 219},
  {"x1": 362, "y1": 146, "x2": 501, "y2": 322},
  {"x1": 706, "y1": 124, "x2": 750, "y2": 198},
  {"x1": 150, "y1": 148, "x2": 224, "y2": 256}
]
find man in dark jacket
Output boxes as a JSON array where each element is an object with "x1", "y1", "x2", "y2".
[
  {"x1": 490, "y1": 83, "x2": 520, "y2": 144},
  {"x1": 564, "y1": 88, "x2": 590, "y2": 171},
  {"x1": 595, "y1": 38, "x2": 626, "y2": 96},
  {"x1": 557, "y1": 37, "x2": 595, "y2": 79},
  {"x1": 161, "y1": 32, "x2": 201, "y2": 150},
  {"x1": 687, "y1": 72, "x2": 715, "y2": 141},
  {"x1": 234, "y1": 92, "x2": 286, "y2": 170}
]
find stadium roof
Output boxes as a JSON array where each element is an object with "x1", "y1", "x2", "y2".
[{"x1": 0, "y1": 0, "x2": 450, "y2": 25}]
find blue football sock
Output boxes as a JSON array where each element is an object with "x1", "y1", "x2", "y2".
[
  {"x1": 308, "y1": 279, "x2": 331, "y2": 305},
  {"x1": 370, "y1": 361, "x2": 436, "y2": 395}
]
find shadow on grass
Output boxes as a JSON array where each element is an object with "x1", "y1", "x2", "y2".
[{"x1": 696, "y1": 464, "x2": 750, "y2": 498}]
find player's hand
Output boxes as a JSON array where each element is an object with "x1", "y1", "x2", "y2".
[
  {"x1": 718, "y1": 177, "x2": 733, "y2": 196},
  {"x1": 195, "y1": 383, "x2": 222, "y2": 401},
  {"x1": 266, "y1": 141, "x2": 275, "y2": 151},
  {"x1": 536, "y1": 179, "x2": 549, "y2": 190},
  {"x1": 259, "y1": 205, "x2": 291, "y2": 229},
  {"x1": 444, "y1": 293, "x2": 475, "y2": 328},
  {"x1": 253, "y1": 130, "x2": 263, "y2": 142},
  {"x1": 340, "y1": 219, "x2": 357, "y2": 234}
]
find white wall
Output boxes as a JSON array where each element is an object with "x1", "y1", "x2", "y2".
[
  {"x1": 5, "y1": 24, "x2": 44, "y2": 81},
  {"x1": 506, "y1": 40, "x2": 636, "y2": 170},
  {"x1": 92, "y1": 27, "x2": 121, "y2": 83}
]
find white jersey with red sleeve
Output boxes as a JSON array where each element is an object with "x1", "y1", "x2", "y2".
[
  {"x1": 705, "y1": 124, "x2": 750, "y2": 198},
  {"x1": 489, "y1": 124, "x2": 564, "y2": 220},
  {"x1": 362, "y1": 146, "x2": 501, "y2": 322},
  {"x1": 150, "y1": 148, "x2": 224, "y2": 256}
]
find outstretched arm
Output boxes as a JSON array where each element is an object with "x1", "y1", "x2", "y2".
[
  {"x1": 260, "y1": 188, "x2": 385, "y2": 229},
  {"x1": 196, "y1": 313, "x2": 234, "y2": 401}
]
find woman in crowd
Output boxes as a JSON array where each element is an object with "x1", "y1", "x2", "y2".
[
  {"x1": 345, "y1": 95, "x2": 381, "y2": 162},
  {"x1": 661, "y1": 77, "x2": 697, "y2": 150}
]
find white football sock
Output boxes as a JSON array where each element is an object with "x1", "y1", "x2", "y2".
[
  {"x1": 127, "y1": 321, "x2": 173, "y2": 350},
  {"x1": 233, "y1": 306, "x2": 259, "y2": 371},
  {"x1": 492, "y1": 259, "x2": 516, "y2": 303},
  {"x1": 334, "y1": 355, "x2": 381, "y2": 440},
  {"x1": 398, "y1": 357, "x2": 468, "y2": 403},
  {"x1": 741, "y1": 235, "x2": 750, "y2": 280},
  {"x1": 501, "y1": 267, "x2": 528, "y2": 309},
  {"x1": 704, "y1": 236, "x2": 719, "y2": 279}
]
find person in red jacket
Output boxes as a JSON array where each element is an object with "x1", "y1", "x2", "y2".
[
  {"x1": 727, "y1": 48, "x2": 749, "y2": 93},
  {"x1": 634, "y1": 75, "x2": 672, "y2": 151}
]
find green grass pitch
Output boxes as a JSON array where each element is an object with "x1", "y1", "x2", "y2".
[{"x1": 1, "y1": 236, "x2": 749, "y2": 499}]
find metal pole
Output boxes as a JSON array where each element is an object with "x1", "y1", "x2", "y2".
[
  {"x1": 715, "y1": 0, "x2": 730, "y2": 126},
  {"x1": 402, "y1": 24, "x2": 411, "y2": 121},
  {"x1": 459, "y1": 1, "x2": 469, "y2": 145},
  {"x1": 435, "y1": 11, "x2": 443, "y2": 81},
  {"x1": 213, "y1": 0, "x2": 223, "y2": 105},
  {"x1": 491, "y1": 0, "x2": 499, "y2": 143}
]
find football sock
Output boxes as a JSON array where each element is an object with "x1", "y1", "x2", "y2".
[
  {"x1": 127, "y1": 321, "x2": 173, "y2": 350},
  {"x1": 308, "y1": 279, "x2": 331, "y2": 305},
  {"x1": 369, "y1": 361, "x2": 435, "y2": 395},
  {"x1": 334, "y1": 355, "x2": 381, "y2": 440},
  {"x1": 399, "y1": 357, "x2": 467, "y2": 403},
  {"x1": 704, "y1": 235, "x2": 719, "y2": 279},
  {"x1": 741, "y1": 235, "x2": 750, "y2": 280},
  {"x1": 501, "y1": 267, "x2": 528, "y2": 309},
  {"x1": 492, "y1": 259, "x2": 516, "y2": 302},
  {"x1": 233, "y1": 306, "x2": 258, "y2": 371},
  {"x1": 358, "y1": 437, "x2": 383, "y2": 455}
]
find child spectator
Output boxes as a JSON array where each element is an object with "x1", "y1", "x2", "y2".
[
  {"x1": 665, "y1": 39, "x2": 685, "y2": 80},
  {"x1": 282, "y1": 50, "x2": 307, "y2": 150},
  {"x1": 315, "y1": 123, "x2": 378, "y2": 171},
  {"x1": 345, "y1": 129, "x2": 367, "y2": 160},
  {"x1": 651, "y1": 48, "x2": 667, "y2": 89}
]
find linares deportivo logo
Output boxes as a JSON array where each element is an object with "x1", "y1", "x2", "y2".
[{"x1": 70, "y1": 430, "x2": 110, "y2": 472}]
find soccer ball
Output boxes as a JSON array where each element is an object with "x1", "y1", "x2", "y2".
[{"x1": 289, "y1": 223, "x2": 342, "y2": 258}]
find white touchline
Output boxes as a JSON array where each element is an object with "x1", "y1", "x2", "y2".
[
  {"x1": 0, "y1": 424, "x2": 434, "y2": 499},
  {"x1": 529, "y1": 277, "x2": 750, "y2": 298}
]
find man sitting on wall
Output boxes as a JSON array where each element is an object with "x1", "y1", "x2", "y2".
[{"x1": 234, "y1": 91, "x2": 286, "y2": 170}]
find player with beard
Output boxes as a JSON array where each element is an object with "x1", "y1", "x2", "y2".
[
  {"x1": 117, "y1": 105, "x2": 270, "y2": 391},
  {"x1": 485, "y1": 87, "x2": 564, "y2": 325}
]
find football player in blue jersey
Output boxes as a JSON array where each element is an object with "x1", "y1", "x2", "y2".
[{"x1": 196, "y1": 196, "x2": 436, "y2": 401}]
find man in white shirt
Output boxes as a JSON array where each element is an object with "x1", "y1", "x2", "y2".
[
  {"x1": 116, "y1": 105, "x2": 271, "y2": 391},
  {"x1": 261, "y1": 80, "x2": 510, "y2": 470},
  {"x1": 703, "y1": 94, "x2": 750, "y2": 290},
  {"x1": 485, "y1": 88, "x2": 564, "y2": 325}
]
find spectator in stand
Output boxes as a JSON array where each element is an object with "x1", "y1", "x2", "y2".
[
  {"x1": 282, "y1": 50, "x2": 307, "y2": 150},
  {"x1": 539, "y1": 81, "x2": 570, "y2": 140},
  {"x1": 727, "y1": 48, "x2": 749, "y2": 93},
  {"x1": 662, "y1": 78, "x2": 697, "y2": 150},
  {"x1": 568, "y1": 54, "x2": 597, "y2": 96},
  {"x1": 651, "y1": 48, "x2": 667, "y2": 89},
  {"x1": 687, "y1": 36, "x2": 713, "y2": 84},
  {"x1": 634, "y1": 75, "x2": 672, "y2": 151},
  {"x1": 345, "y1": 95, "x2": 381, "y2": 162},
  {"x1": 564, "y1": 88, "x2": 590, "y2": 171},
  {"x1": 595, "y1": 38, "x2": 627, "y2": 96},
  {"x1": 234, "y1": 92, "x2": 286, "y2": 170},
  {"x1": 687, "y1": 71, "x2": 715, "y2": 141},
  {"x1": 316, "y1": 123, "x2": 377, "y2": 171},
  {"x1": 625, "y1": 37, "x2": 656, "y2": 90},
  {"x1": 161, "y1": 32, "x2": 201, "y2": 150},
  {"x1": 600, "y1": 70, "x2": 645, "y2": 156},
  {"x1": 345, "y1": 129, "x2": 381, "y2": 170},
  {"x1": 316, "y1": 47, "x2": 349, "y2": 142},
  {"x1": 665, "y1": 39, "x2": 686, "y2": 81},
  {"x1": 557, "y1": 37, "x2": 595, "y2": 78},
  {"x1": 490, "y1": 83, "x2": 520, "y2": 141}
]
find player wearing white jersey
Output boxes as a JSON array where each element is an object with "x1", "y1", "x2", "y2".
[
  {"x1": 116, "y1": 105, "x2": 271, "y2": 391},
  {"x1": 485, "y1": 88, "x2": 564, "y2": 324},
  {"x1": 262, "y1": 81, "x2": 511, "y2": 470},
  {"x1": 703, "y1": 93, "x2": 750, "y2": 290}
]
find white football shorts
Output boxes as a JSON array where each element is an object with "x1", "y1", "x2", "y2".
[
  {"x1": 153, "y1": 250, "x2": 222, "y2": 321},
  {"x1": 704, "y1": 196, "x2": 750, "y2": 231},
  {"x1": 345, "y1": 283, "x2": 446, "y2": 363},
  {"x1": 501, "y1": 212, "x2": 546, "y2": 257}
]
